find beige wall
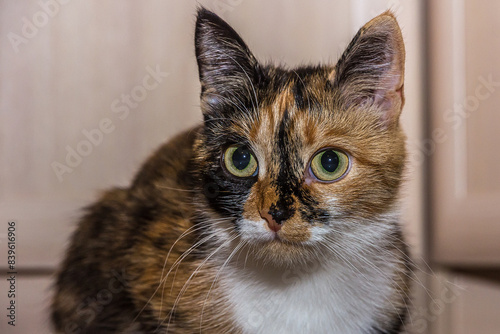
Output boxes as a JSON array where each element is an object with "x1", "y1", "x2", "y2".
[{"x1": 427, "y1": 0, "x2": 500, "y2": 333}]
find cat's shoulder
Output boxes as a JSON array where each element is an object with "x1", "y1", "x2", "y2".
[{"x1": 131, "y1": 125, "x2": 201, "y2": 190}]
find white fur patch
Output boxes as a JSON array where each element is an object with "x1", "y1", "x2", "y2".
[
  {"x1": 223, "y1": 258, "x2": 396, "y2": 333},
  {"x1": 223, "y1": 213, "x2": 401, "y2": 333}
]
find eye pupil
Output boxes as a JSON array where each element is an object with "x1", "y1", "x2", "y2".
[
  {"x1": 321, "y1": 150, "x2": 339, "y2": 173},
  {"x1": 232, "y1": 146, "x2": 251, "y2": 170}
]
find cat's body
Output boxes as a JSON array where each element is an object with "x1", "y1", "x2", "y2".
[{"x1": 52, "y1": 8, "x2": 411, "y2": 334}]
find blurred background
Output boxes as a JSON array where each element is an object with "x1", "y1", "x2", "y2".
[{"x1": 0, "y1": 0, "x2": 499, "y2": 333}]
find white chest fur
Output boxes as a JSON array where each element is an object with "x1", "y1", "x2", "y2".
[{"x1": 223, "y1": 258, "x2": 394, "y2": 334}]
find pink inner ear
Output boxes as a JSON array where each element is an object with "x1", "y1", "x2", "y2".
[
  {"x1": 374, "y1": 91, "x2": 399, "y2": 126},
  {"x1": 373, "y1": 65, "x2": 404, "y2": 126}
]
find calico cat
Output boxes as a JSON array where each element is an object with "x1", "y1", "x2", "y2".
[{"x1": 52, "y1": 7, "x2": 411, "y2": 334}]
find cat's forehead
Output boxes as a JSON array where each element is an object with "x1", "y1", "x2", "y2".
[
  {"x1": 245, "y1": 67, "x2": 337, "y2": 151},
  {"x1": 262, "y1": 66, "x2": 334, "y2": 109}
]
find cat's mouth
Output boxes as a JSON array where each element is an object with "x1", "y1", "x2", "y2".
[
  {"x1": 263, "y1": 228, "x2": 309, "y2": 246},
  {"x1": 266, "y1": 232, "x2": 286, "y2": 244},
  {"x1": 237, "y1": 218, "x2": 314, "y2": 248},
  {"x1": 233, "y1": 218, "x2": 323, "y2": 266}
]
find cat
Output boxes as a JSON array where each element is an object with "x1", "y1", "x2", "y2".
[{"x1": 52, "y1": 7, "x2": 411, "y2": 334}]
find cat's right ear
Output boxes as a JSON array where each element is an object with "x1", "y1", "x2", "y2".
[
  {"x1": 195, "y1": 8, "x2": 259, "y2": 115},
  {"x1": 330, "y1": 11, "x2": 405, "y2": 129}
]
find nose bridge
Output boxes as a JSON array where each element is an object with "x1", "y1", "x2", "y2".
[
  {"x1": 258, "y1": 177, "x2": 278, "y2": 211},
  {"x1": 258, "y1": 174, "x2": 296, "y2": 226},
  {"x1": 258, "y1": 88, "x2": 300, "y2": 227}
]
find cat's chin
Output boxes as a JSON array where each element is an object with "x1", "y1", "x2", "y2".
[{"x1": 239, "y1": 237, "x2": 320, "y2": 268}]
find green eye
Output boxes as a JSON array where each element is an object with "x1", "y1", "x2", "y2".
[
  {"x1": 223, "y1": 145, "x2": 258, "y2": 178},
  {"x1": 310, "y1": 149, "x2": 350, "y2": 182}
]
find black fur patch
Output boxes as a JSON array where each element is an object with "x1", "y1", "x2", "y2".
[
  {"x1": 199, "y1": 127, "x2": 257, "y2": 221},
  {"x1": 271, "y1": 109, "x2": 298, "y2": 223},
  {"x1": 291, "y1": 66, "x2": 324, "y2": 111}
]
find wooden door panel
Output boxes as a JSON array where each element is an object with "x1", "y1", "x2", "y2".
[{"x1": 430, "y1": 0, "x2": 500, "y2": 265}]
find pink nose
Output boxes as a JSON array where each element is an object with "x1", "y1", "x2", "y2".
[{"x1": 260, "y1": 210, "x2": 282, "y2": 232}]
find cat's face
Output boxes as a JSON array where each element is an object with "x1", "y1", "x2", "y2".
[{"x1": 193, "y1": 9, "x2": 406, "y2": 266}]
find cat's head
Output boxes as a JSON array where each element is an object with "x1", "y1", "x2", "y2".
[{"x1": 193, "y1": 8, "x2": 406, "y2": 266}]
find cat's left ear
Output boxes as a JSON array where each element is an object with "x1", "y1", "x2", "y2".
[
  {"x1": 195, "y1": 8, "x2": 259, "y2": 113},
  {"x1": 330, "y1": 11, "x2": 405, "y2": 128}
]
